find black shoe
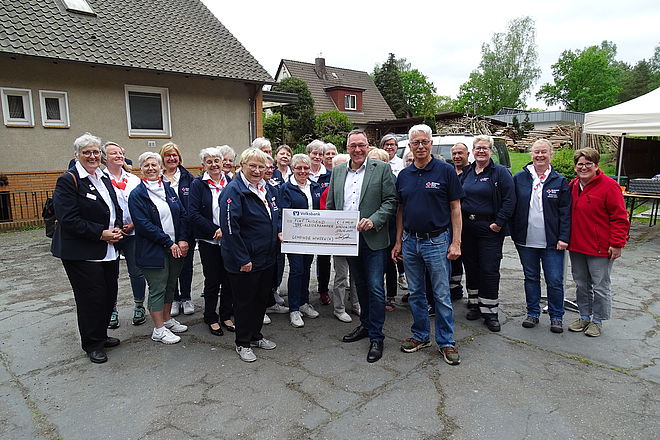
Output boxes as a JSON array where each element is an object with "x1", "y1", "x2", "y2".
[
  {"x1": 343, "y1": 325, "x2": 368, "y2": 343},
  {"x1": 208, "y1": 323, "x2": 224, "y2": 336},
  {"x1": 221, "y1": 321, "x2": 236, "y2": 332},
  {"x1": 450, "y1": 290, "x2": 464, "y2": 301},
  {"x1": 104, "y1": 337, "x2": 121, "y2": 348},
  {"x1": 484, "y1": 318, "x2": 501, "y2": 332},
  {"x1": 88, "y1": 350, "x2": 107, "y2": 364},
  {"x1": 367, "y1": 341, "x2": 384, "y2": 363},
  {"x1": 466, "y1": 308, "x2": 480, "y2": 320}
]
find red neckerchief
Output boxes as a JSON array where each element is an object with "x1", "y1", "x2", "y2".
[
  {"x1": 142, "y1": 177, "x2": 162, "y2": 186},
  {"x1": 111, "y1": 176, "x2": 127, "y2": 190},
  {"x1": 207, "y1": 176, "x2": 226, "y2": 193}
]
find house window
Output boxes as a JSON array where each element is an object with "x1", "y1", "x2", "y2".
[
  {"x1": 124, "y1": 85, "x2": 171, "y2": 137},
  {"x1": 344, "y1": 94, "x2": 357, "y2": 110},
  {"x1": 1, "y1": 87, "x2": 34, "y2": 127},
  {"x1": 39, "y1": 90, "x2": 70, "y2": 128},
  {"x1": 62, "y1": 0, "x2": 96, "y2": 16}
]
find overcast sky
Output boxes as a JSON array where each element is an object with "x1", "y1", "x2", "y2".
[{"x1": 202, "y1": 0, "x2": 659, "y2": 110}]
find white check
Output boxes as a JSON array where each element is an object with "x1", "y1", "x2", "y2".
[{"x1": 281, "y1": 209, "x2": 359, "y2": 256}]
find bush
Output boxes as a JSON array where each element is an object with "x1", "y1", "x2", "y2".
[
  {"x1": 315, "y1": 110, "x2": 353, "y2": 152},
  {"x1": 551, "y1": 148, "x2": 576, "y2": 180},
  {"x1": 263, "y1": 112, "x2": 291, "y2": 145}
]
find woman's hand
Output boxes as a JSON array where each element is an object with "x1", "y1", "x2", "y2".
[
  {"x1": 213, "y1": 228, "x2": 222, "y2": 240},
  {"x1": 608, "y1": 246, "x2": 622, "y2": 261},
  {"x1": 121, "y1": 223, "x2": 135, "y2": 235},
  {"x1": 240, "y1": 261, "x2": 253, "y2": 272},
  {"x1": 178, "y1": 241, "x2": 189, "y2": 257},
  {"x1": 556, "y1": 240, "x2": 568, "y2": 250},
  {"x1": 489, "y1": 223, "x2": 502, "y2": 233},
  {"x1": 101, "y1": 228, "x2": 123, "y2": 243},
  {"x1": 170, "y1": 243, "x2": 182, "y2": 258}
]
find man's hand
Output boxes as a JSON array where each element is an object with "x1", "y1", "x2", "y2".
[
  {"x1": 357, "y1": 218, "x2": 374, "y2": 232},
  {"x1": 489, "y1": 223, "x2": 502, "y2": 233},
  {"x1": 178, "y1": 241, "x2": 189, "y2": 257},
  {"x1": 556, "y1": 240, "x2": 568, "y2": 251},
  {"x1": 240, "y1": 261, "x2": 253, "y2": 272},
  {"x1": 447, "y1": 241, "x2": 461, "y2": 260},
  {"x1": 391, "y1": 242, "x2": 402, "y2": 262}
]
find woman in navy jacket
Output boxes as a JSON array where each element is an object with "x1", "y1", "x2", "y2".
[
  {"x1": 159, "y1": 142, "x2": 197, "y2": 317},
  {"x1": 511, "y1": 139, "x2": 571, "y2": 333},
  {"x1": 219, "y1": 148, "x2": 281, "y2": 362},
  {"x1": 279, "y1": 154, "x2": 322, "y2": 329},
  {"x1": 129, "y1": 152, "x2": 190, "y2": 345},
  {"x1": 51, "y1": 133, "x2": 124, "y2": 364},
  {"x1": 189, "y1": 146, "x2": 234, "y2": 336}
]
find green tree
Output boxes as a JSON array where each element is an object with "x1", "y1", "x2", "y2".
[
  {"x1": 536, "y1": 41, "x2": 621, "y2": 112},
  {"x1": 271, "y1": 77, "x2": 316, "y2": 145},
  {"x1": 373, "y1": 53, "x2": 408, "y2": 118},
  {"x1": 650, "y1": 44, "x2": 660, "y2": 89},
  {"x1": 456, "y1": 16, "x2": 541, "y2": 115},
  {"x1": 314, "y1": 110, "x2": 353, "y2": 150},
  {"x1": 263, "y1": 112, "x2": 291, "y2": 145},
  {"x1": 400, "y1": 69, "x2": 439, "y2": 117},
  {"x1": 618, "y1": 60, "x2": 653, "y2": 102}
]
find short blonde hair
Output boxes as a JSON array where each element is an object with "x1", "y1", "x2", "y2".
[
  {"x1": 159, "y1": 142, "x2": 183, "y2": 164},
  {"x1": 240, "y1": 148, "x2": 269, "y2": 165},
  {"x1": 368, "y1": 148, "x2": 389, "y2": 162}
]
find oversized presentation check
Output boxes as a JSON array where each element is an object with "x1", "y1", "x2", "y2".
[{"x1": 281, "y1": 209, "x2": 359, "y2": 256}]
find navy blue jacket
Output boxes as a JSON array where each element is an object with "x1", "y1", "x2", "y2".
[
  {"x1": 188, "y1": 175, "x2": 231, "y2": 240},
  {"x1": 511, "y1": 164, "x2": 571, "y2": 247},
  {"x1": 271, "y1": 169, "x2": 288, "y2": 186},
  {"x1": 128, "y1": 181, "x2": 188, "y2": 269},
  {"x1": 460, "y1": 160, "x2": 515, "y2": 230},
  {"x1": 219, "y1": 174, "x2": 281, "y2": 273},
  {"x1": 279, "y1": 178, "x2": 322, "y2": 211},
  {"x1": 51, "y1": 167, "x2": 123, "y2": 260},
  {"x1": 317, "y1": 170, "x2": 331, "y2": 190},
  {"x1": 174, "y1": 165, "x2": 194, "y2": 241}
]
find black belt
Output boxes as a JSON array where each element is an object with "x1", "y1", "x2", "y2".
[
  {"x1": 405, "y1": 227, "x2": 447, "y2": 239},
  {"x1": 463, "y1": 213, "x2": 493, "y2": 222}
]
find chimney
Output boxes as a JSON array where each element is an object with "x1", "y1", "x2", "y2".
[{"x1": 314, "y1": 57, "x2": 326, "y2": 80}]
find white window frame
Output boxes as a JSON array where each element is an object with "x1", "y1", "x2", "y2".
[
  {"x1": 1, "y1": 87, "x2": 34, "y2": 127},
  {"x1": 39, "y1": 90, "x2": 70, "y2": 128},
  {"x1": 124, "y1": 85, "x2": 172, "y2": 137},
  {"x1": 344, "y1": 94, "x2": 357, "y2": 110}
]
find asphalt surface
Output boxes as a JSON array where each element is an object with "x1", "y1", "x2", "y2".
[{"x1": 0, "y1": 225, "x2": 658, "y2": 440}]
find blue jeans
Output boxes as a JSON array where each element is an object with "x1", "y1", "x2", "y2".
[
  {"x1": 516, "y1": 245, "x2": 565, "y2": 320},
  {"x1": 402, "y1": 230, "x2": 455, "y2": 347},
  {"x1": 347, "y1": 237, "x2": 387, "y2": 342},
  {"x1": 116, "y1": 235, "x2": 146, "y2": 303},
  {"x1": 287, "y1": 254, "x2": 313, "y2": 312}
]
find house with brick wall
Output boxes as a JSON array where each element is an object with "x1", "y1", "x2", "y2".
[
  {"x1": 0, "y1": 0, "x2": 273, "y2": 228},
  {"x1": 275, "y1": 58, "x2": 395, "y2": 129}
]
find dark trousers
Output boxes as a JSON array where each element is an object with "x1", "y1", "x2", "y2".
[
  {"x1": 226, "y1": 265, "x2": 274, "y2": 348},
  {"x1": 198, "y1": 241, "x2": 234, "y2": 324},
  {"x1": 62, "y1": 259, "x2": 119, "y2": 352},
  {"x1": 450, "y1": 257, "x2": 464, "y2": 298},
  {"x1": 316, "y1": 255, "x2": 331, "y2": 294},
  {"x1": 174, "y1": 240, "x2": 196, "y2": 301},
  {"x1": 461, "y1": 219, "x2": 504, "y2": 319},
  {"x1": 385, "y1": 243, "x2": 398, "y2": 298},
  {"x1": 348, "y1": 238, "x2": 387, "y2": 342},
  {"x1": 288, "y1": 253, "x2": 314, "y2": 312}
]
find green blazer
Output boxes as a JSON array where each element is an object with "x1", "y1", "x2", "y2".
[{"x1": 326, "y1": 158, "x2": 397, "y2": 251}]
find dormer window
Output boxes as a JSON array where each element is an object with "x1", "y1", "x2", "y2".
[
  {"x1": 61, "y1": 0, "x2": 96, "y2": 16},
  {"x1": 344, "y1": 94, "x2": 357, "y2": 111}
]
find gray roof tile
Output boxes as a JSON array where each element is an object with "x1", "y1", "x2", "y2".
[
  {"x1": 0, "y1": 0, "x2": 273, "y2": 83},
  {"x1": 280, "y1": 59, "x2": 395, "y2": 124}
]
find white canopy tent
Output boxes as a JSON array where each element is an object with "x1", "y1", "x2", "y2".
[{"x1": 584, "y1": 87, "x2": 660, "y2": 181}]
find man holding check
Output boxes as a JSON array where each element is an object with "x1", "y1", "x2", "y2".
[{"x1": 326, "y1": 129, "x2": 397, "y2": 363}]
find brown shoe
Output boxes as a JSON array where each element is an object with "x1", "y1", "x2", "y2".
[
  {"x1": 400, "y1": 337, "x2": 431, "y2": 353},
  {"x1": 440, "y1": 346, "x2": 460, "y2": 365}
]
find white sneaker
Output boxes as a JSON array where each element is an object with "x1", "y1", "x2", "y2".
[
  {"x1": 164, "y1": 318, "x2": 188, "y2": 333},
  {"x1": 263, "y1": 313, "x2": 271, "y2": 325},
  {"x1": 334, "y1": 311, "x2": 352, "y2": 323},
  {"x1": 251, "y1": 338, "x2": 277, "y2": 350},
  {"x1": 182, "y1": 300, "x2": 195, "y2": 315},
  {"x1": 267, "y1": 303, "x2": 289, "y2": 314},
  {"x1": 170, "y1": 301, "x2": 181, "y2": 317},
  {"x1": 290, "y1": 311, "x2": 304, "y2": 328},
  {"x1": 151, "y1": 328, "x2": 180, "y2": 344},
  {"x1": 299, "y1": 303, "x2": 319, "y2": 318},
  {"x1": 398, "y1": 274, "x2": 409, "y2": 290},
  {"x1": 236, "y1": 345, "x2": 256, "y2": 362},
  {"x1": 273, "y1": 289, "x2": 285, "y2": 305}
]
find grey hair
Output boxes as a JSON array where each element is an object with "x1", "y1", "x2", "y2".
[
  {"x1": 333, "y1": 153, "x2": 350, "y2": 167},
  {"x1": 473, "y1": 135, "x2": 494, "y2": 148},
  {"x1": 291, "y1": 153, "x2": 312, "y2": 168},
  {"x1": 379, "y1": 133, "x2": 398, "y2": 148},
  {"x1": 368, "y1": 148, "x2": 389, "y2": 162},
  {"x1": 531, "y1": 138, "x2": 553, "y2": 154},
  {"x1": 199, "y1": 147, "x2": 222, "y2": 163},
  {"x1": 100, "y1": 141, "x2": 123, "y2": 162},
  {"x1": 408, "y1": 124, "x2": 432, "y2": 140},
  {"x1": 306, "y1": 139, "x2": 326, "y2": 154},
  {"x1": 217, "y1": 145, "x2": 236, "y2": 160},
  {"x1": 138, "y1": 151, "x2": 162, "y2": 168},
  {"x1": 251, "y1": 137, "x2": 271, "y2": 150},
  {"x1": 451, "y1": 142, "x2": 469, "y2": 152},
  {"x1": 73, "y1": 132, "x2": 102, "y2": 154},
  {"x1": 323, "y1": 143, "x2": 337, "y2": 153},
  {"x1": 346, "y1": 129, "x2": 367, "y2": 145}
]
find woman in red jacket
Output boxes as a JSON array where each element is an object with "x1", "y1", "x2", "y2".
[{"x1": 567, "y1": 148, "x2": 629, "y2": 337}]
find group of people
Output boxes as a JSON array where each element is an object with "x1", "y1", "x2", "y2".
[{"x1": 51, "y1": 125, "x2": 629, "y2": 365}]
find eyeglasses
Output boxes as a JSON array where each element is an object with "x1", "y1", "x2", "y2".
[
  {"x1": 409, "y1": 140, "x2": 431, "y2": 147},
  {"x1": 473, "y1": 146, "x2": 491, "y2": 152},
  {"x1": 247, "y1": 163, "x2": 266, "y2": 171},
  {"x1": 575, "y1": 162, "x2": 595, "y2": 168},
  {"x1": 347, "y1": 143, "x2": 368, "y2": 149},
  {"x1": 81, "y1": 150, "x2": 101, "y2": 157},
  {"x1": 293, "y1": 166, "x2": 310, "y2": 171}
]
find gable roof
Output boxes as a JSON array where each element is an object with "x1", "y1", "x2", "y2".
[
  {"x1": 277, "y1": 59, "x2": 395, "y2": 124},
  {"x1": 0, "y1": 0, "x2": 273, "y2": 83}
]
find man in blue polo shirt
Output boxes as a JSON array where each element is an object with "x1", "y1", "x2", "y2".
[{"x1": 392, "y1": 124, "x2": 464, "y2": 366}]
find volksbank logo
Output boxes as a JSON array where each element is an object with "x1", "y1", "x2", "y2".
[{"x1": 292, "y1": 211, "x2": 320, "y2": 216}]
